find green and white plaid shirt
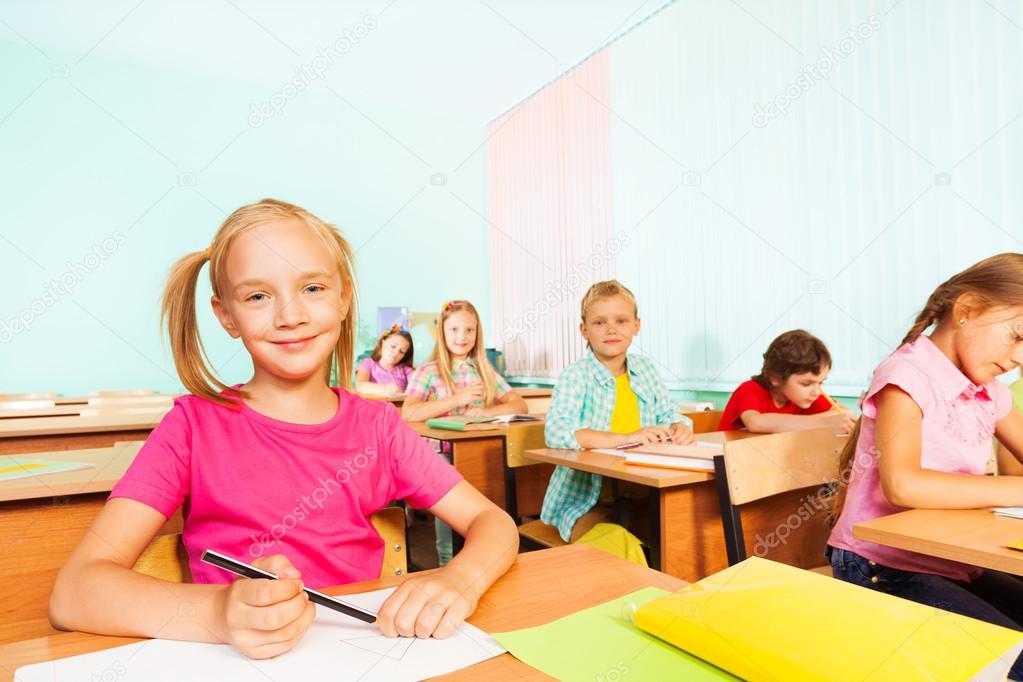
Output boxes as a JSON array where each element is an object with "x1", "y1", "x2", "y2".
[{"x1": 540, "y1": 350, "x2": 690, "y2": 541}]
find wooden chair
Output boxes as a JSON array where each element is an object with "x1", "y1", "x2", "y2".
[
  {"x1": 712, "y1": 428, "x2": 844, "y2": 576},
  {"x1": 88, "y1": 389, "x2": 156, "y2": 397},
  {"x1": 502, "y1": 422, "x2": 549, "y2": 525},
  {"x1": 132, "y1": 507, "x2": 409, "y2": 581},
  {"x1": 682, "y1": 409, "x2": 723, "y2": 434}
]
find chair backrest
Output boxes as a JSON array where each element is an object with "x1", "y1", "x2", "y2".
[
  {"x1": 683, "y1": 410, "x2": 723, "y2": 434},
  {"x1": 714, "y1": 428, "x2": 846, "y2": 565},
  {"x1": 132, "y1": 507, "x2": 409, "y2": 582},
  {"x1": 504, "y1": 422, "x2": 548, "y2": 469},
  {"x1": 370, "y1": 506, "x2": 408, "y2": 577}
]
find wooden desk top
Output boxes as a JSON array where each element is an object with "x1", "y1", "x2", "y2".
[
  {"x1": 407, "y1": 419, "x2": 544, "y2": 442},
  {"x1": 524, "y1": 448, "x2": 713, "y2": 488},
  {"x1": 0, "y1": 544, "x2": 685, "y2": 681},
  {"x1": 522, "y1": 431, "x2": 757, "y2": 489},
  {"x1": 853, "y1": 509, "x2": 1023, "y2": 577},
  {"x1": 0, "y1": 412, "x2": 167, "y2": 439},
  {"x1": 0, "y1": 442, "x2": 143, "y2": 502},
  {"x1": 512, "y1": 388, "x2": 553, "y2": 398},
  {"x1": 0, "y1": 405, "x2": 85, "y2": 419}
]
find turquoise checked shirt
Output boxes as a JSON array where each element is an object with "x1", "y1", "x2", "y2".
[{"x1": 539, "y1": 350, "x2": 691, "y2": 541}]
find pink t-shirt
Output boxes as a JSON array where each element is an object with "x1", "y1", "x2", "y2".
[
  {"x1": 110, "y1": 387, "x2": 462, "y2": 588},
  {"x1": 828, "y1": 335, "x2": 1012, "y2": 582}
]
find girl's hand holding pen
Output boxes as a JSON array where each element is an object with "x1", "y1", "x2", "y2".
[{"x1": 215, "y1": 554, "x2": 315, "y2": 660}]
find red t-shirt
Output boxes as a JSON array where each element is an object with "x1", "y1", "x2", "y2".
[{"x1": 718, "y1": 379, "x2": 831, "y2": 431}]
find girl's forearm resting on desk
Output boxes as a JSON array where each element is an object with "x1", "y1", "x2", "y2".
[
  {"x1": 876, "y1": 386, "x2": 1023, "y2": 508},
  {"x1": 573, "y1": 429, "x2": 634, "y2": 449},
  {"x1": 50, "y1": 499, "x2": 231, "y2": 643},
  {"x1": 376, "y1": 481, "x2": 517, "y2": 639},
  {"x1": 478, "y1": 393, "x2": 529, "y2": 417},
  {"x1": 401, "y1": 396, "x2": 459, "y2": 421}
]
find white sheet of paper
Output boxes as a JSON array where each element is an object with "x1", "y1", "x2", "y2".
[{"x1": 15, "y1": 587, "x2": 505, "y2": 682}]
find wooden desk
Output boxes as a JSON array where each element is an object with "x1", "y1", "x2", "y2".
[
  {"x1": 0, "y1": 544, "x2": 684, "y2": 681},
  {"x1": 408, "y1": 422, "x2": 552, "y2": 521},
  {"x1": 0, "y1": 406, "x2": 85, "y2": 420},
  {"x1": 526, "y1": 431, "x2": 828, "y2": 582},
  {"x1": 0, "y1": 443, "x2": 179, "y2": 644},
  {"x1": 853, "y1": 509, "x2": 1023, "y2": 577},
  {"x1": 0, "y1": 412, "x2": 166, "y2": 455}
]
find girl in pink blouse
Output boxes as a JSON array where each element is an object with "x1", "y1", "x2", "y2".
[
  {"x1": 356, "y1": 327, "x2": 414, "y2": 396},
  {"x1": 49, "y1": 199, "x2": 517, "y2": 660},
  {"x1": 828, "y1": 253, "x2": 1023, "y2": 679}
]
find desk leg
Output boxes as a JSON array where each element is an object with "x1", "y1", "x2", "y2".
[
  {"x1": 450, "y1": 437, "x2": 506, "y2": 508},
  {"x1": 658, "y1": 481, "x2": 730, "y2": 583}
]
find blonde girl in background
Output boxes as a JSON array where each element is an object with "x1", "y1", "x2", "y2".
[
  {"x1": 402, "y1": 300, "x2": 526, "y2": 564},
  {"x1": 49, "y1": 199, "x2": 517, "y2": 659},
  {"x1": 402, "y1": 300, "x2": 526, "y2": 422}
]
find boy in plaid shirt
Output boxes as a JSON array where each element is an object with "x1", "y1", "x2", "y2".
[{"x1": 540, "y1": 281, "x2": 694, "y2": 541}]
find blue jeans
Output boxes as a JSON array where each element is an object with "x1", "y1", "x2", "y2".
[{"x1": 828, "y1": 546, "x2": 1023, "y2": 680}]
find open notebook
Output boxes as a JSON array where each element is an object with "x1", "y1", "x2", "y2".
[
  {"x1": 591, "y1": 442, "x2": 723, "y2": 472},
  {"x1": 425, "y1": 414, "x2": 541, "y2": 432}
]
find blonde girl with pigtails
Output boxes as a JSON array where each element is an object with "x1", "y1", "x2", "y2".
[{"x1": 50, "y1": 199, "x2": 516, "y2": 659}]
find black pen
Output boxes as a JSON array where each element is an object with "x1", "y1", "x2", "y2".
[{"x1": 201, "y1": 549, "x2": 377, "y2": 624}]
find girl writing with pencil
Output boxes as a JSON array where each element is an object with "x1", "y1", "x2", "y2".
[
  {"x1": 828, "y1": 254, "x2": 1023, "y2": 680},
  {"x1": 355, "y1": 326, "x2": 414, "y2": 397},
  {"x1": 718, "y1": 329, "x2": 855, "y2": 433},
  {"x1": 540, "y1": 280, "x2": 694, "y2": 542},
  {"x1": 49, "y1": 199, "x2": 517, "y2": 659}
]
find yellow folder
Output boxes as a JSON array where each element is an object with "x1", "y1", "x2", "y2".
[{"x1": 633, "y1": 557, "x2": 1023, "y2": 682}]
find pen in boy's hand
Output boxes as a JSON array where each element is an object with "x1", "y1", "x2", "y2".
[{"x1": 201, "y1": 549, "x2": 377, "y2": 624}]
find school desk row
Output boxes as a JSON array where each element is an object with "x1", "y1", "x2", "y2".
[
  {"x1": 0, "y1": 388, "x2": 558, "y2": 422},
  {"x1": 3, "y1": 411, "x2": 1021, "y2": 649}
]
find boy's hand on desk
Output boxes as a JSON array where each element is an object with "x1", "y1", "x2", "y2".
[
  {"x1": 453, "y1": 383, "x2": 484, "y2": 406},
  {"x1": 626, "y1": 425, "x2": 672, "y2": 445},
  {"x1": 376, "y1": 566, "x2": 478, "y2": 640},
  {"x1": 668, "y1": 422, "x2": 696, "y2": 445},
  {"x1": 216, "y1": 554, "x2": 315, "y2": 659}
]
